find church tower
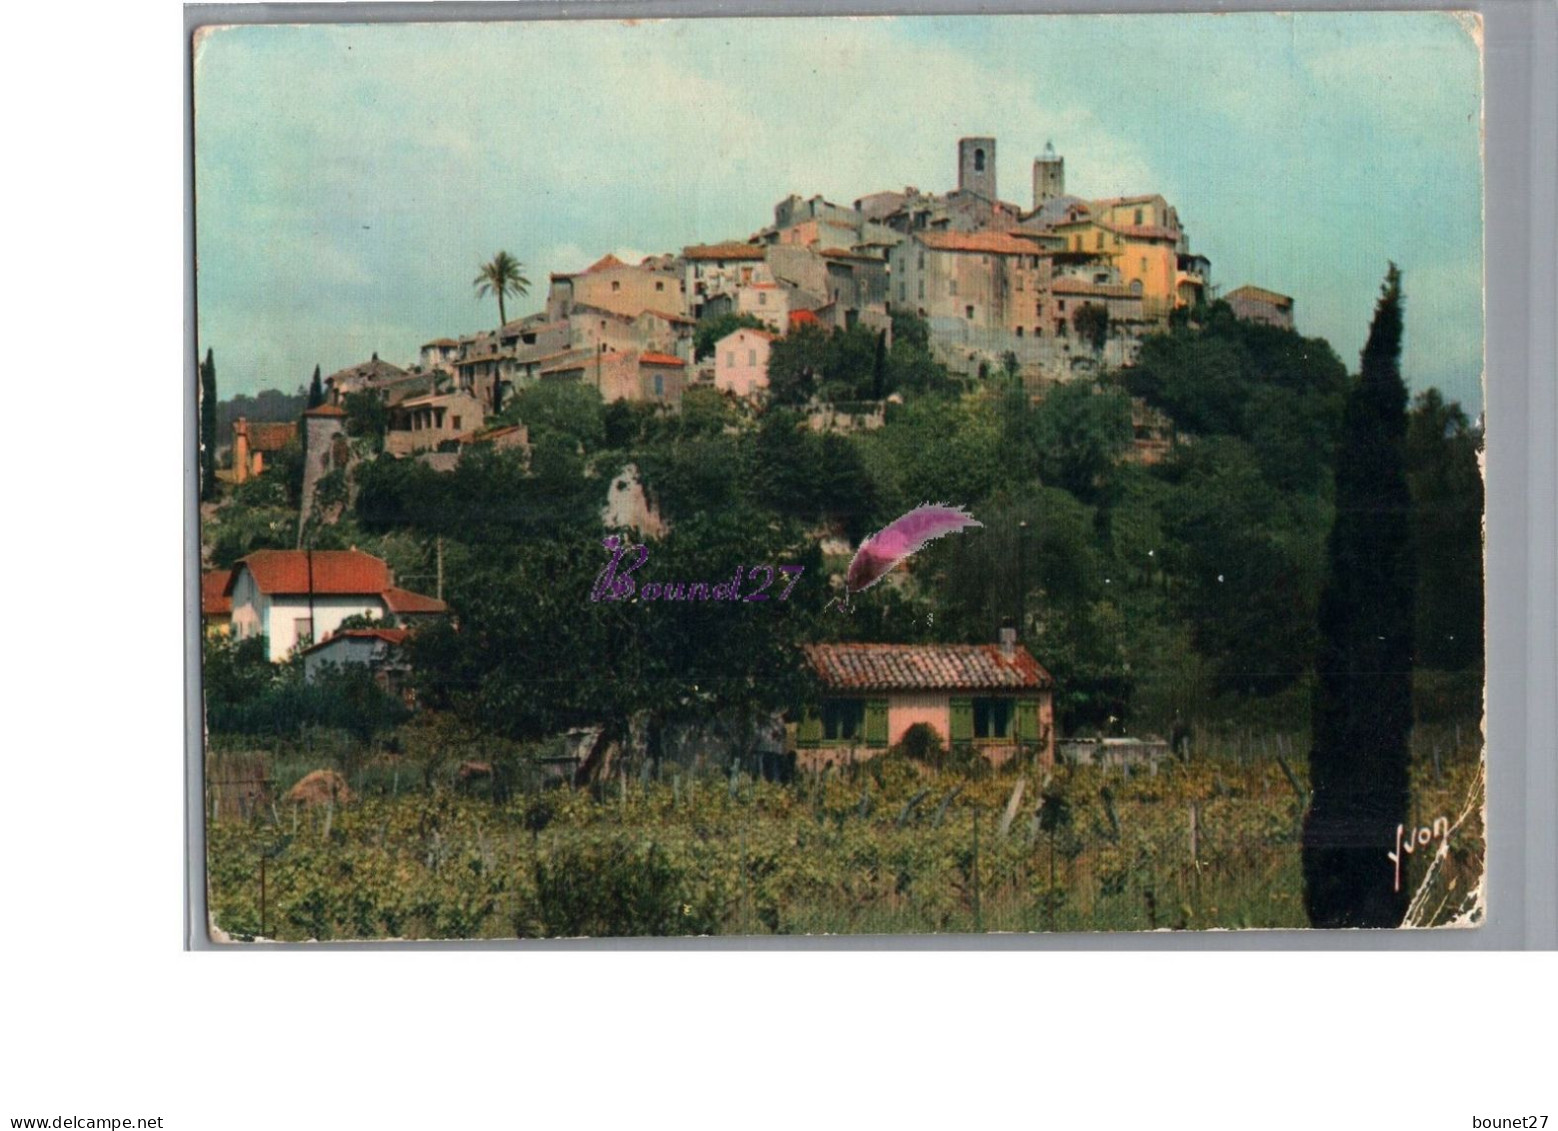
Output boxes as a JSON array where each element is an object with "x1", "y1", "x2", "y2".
[
  {"x1": 1033, "y1": 141, "x2": 1065, "y2": 209},
  {"x1": 957, "y1": 137, "x2": 997, "y2": 201}
]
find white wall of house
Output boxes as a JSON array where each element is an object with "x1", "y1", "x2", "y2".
[{"x1": 229, "y1": 570, "x2": 388, "y2": 661}]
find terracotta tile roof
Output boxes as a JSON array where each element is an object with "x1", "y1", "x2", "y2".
[
  {"x1": 1102, "y1": 223, "x2": 1180, "y2": 242},
  {"x1": 585, "y1": 253, "x2": 627, "y2": 273},
  {"x1": 789, "y1": 309, "x2": 822, "y2": 328},
  {"x1": 325, "y1": 358, "x2": 408, "y2": 385},
  {"x1": 1226, "y1": 284, "x2": 1293, "y2": 306},
  {"x1": 915, "y1": 230, "x2": 1043, "y2": 256},
  {"x1": 1091, "y1": 194, "x2": 1162, "y2": 209},
  {"x1": 718, "y1": 326, "x2": 775, "y2": 344},
  {"x1": 243, "y1": 421, "x2": 299, "y2": 449},
  {"x1": 820, "y1": 248, "x2": 882, "y2": 261},
  {"x1": 804, "y1": 642, "x2": 1052, "y2": 692},
  {"x1": 227, "y1": 549, "x2": 391, "y2": 597},
  {"x1": 640, "y1": 309, "x2": 698, "y2": 325},
  {"x1": 202, "y1": 570, "x2": 233, "y2": 617},
  {"x1": 747, "y1": 281, "x2": 779, "y2": 289},
  {"x1": 380, "y1": 587, "x2": 448, "y2": 614},
  {"x1": 683, "y1": 241, "x2": 766, "y2": 261},
  {"x1": 1051, "y1": 278, "x2": 1141, "y2": 298},
  {"x1": 637, "y1": 352, "x2": 686, "y2": 367},
  {"x1": 301, "y1": 404, "x2": 346, "y2": 418},
  {"x1": 302, "y1": 627, "x2": 411, "y2": 656}
]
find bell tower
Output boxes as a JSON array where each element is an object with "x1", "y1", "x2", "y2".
[
  {"x1": 1033, "y1": 140, "x2": 1065, "y2": 209},
  {"x1": 957, "y1": 137, "x2": 997, "y2": 201}
]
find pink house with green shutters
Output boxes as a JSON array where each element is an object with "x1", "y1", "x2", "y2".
[{"x1": 796, "y1": 632, "x2": 1055, "y2": 771}]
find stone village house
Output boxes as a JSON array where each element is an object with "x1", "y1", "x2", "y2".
[{"x1": 795, "y1": 631, "x2": 1056, "y2": 772}]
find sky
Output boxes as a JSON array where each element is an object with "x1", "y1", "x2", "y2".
[{"x1": 193, "y1": 12, "x2": 1484, "y2": 411}]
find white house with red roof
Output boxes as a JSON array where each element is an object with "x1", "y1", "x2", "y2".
[
  {"x1": 224, "y1": 548, "x2": 447, "y2": 661},
  {"x1": 713, "y1": 326, "x2": 775, "y2": 399}
]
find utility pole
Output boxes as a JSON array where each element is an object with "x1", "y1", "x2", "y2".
[{"x1": 436, "y1": 536, "x2": 444, "y2": 602}]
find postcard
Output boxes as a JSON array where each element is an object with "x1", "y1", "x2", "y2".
[{"x1": 193, "y1": 11, "x2": 1485, "y2": 939}]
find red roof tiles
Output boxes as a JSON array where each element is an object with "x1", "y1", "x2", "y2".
[
  {"x1": 227, "y1": 549, "x2": 391, "y2": 597},
  {"x1": 1225, "y1": 284, "x2": 1293, "y2": 306},
  {"x1": 202, "y1": 570, "x2": 233, "y2": 617},
  {"x1": 240, "y1": 421, "x2": 299, "y2": 450},
  {"x1": 804, "y1": 642, "x2": 1052, "y2": 692},
  {"x1": 380, "y1": 587, "x2": 448, "y2": 614},
  {"x1": 915, "y1": 230, "x2": 1044, "y2": 256},
  {"x1": 1051, "y1": 278, "x2": 1141, "y2": 298},
  {"x1": 683, "y1": 241, "x2": 766, "y2": 261},
  {"x1": 638, "y1": 352, "x2": 686, "y2": 367}
]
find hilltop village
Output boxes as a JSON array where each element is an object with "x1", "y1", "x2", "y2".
[
  {"x1": 202, "y1": 135, "x2": 1339, "y2": 779},
  {"x1": 222, "y1": 137, "x2": 1292, "y2": 509}
]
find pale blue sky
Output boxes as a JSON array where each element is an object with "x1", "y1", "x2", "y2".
[{"x1": 194, "y1": 12, "x2": 1483, "y2": 410}]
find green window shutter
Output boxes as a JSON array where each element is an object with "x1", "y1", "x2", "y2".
[
  {"x1": 950, "y1": 697, "x2": 974, "y2": 745},
  {"x1": 1016, "y1": 699, "x2": 1039, "y2": 743},
  {"x1": 798, "y1": 709, "x2": 822, "y2": 748},
  {"x1": 865, "y1": 699, "x2": 889, "y2": 747}
]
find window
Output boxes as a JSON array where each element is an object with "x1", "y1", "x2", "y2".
[
  {"x1": 748, "y1": 350, "x2": 756, "y2": 366},
  {"x1": 965, "y1": 305, "x2": 975, "y2": 320},
  {"x1": 1015, "y1": 326, "x2": 1024, "y2": 338},
  {"x1": 1057, "y1": 300, "x2": 1067, "y2": 312},
  {"x1": 973, "y1": 698, "x2": 1014, "y2": 739},
  {"x1": 898, "y1": 283, "x2": 906, "y2": 302},
  {"x1": 758, "y1": 292, "x2": 767, "y2": 305},
  {"x1": 294, "y1": 617, "x2": 314, "y2": 648},
  {"x1": 611, "y1": 281, "x2": 621, "y2": 292},
  {"x1": 1140, "y1": 257, "x2": 1147, "y2": 273},
  {"x1": 918, "y1": 280, "x2": 925, "y2": 299},
  {"x1": 451, "y1": 416, "x2": 461, "y2": 431},
  {"x1": 1134, "y1": 207, "x2": 1144, "y2": 225},
  {"x1": 822, "y1": 699, "x2": 866, "y2": 742},
  {"x1": 655, "y1": 281, "x2": 665, "y2": 292},
  {"x1": 948, "y1": 280, "x2": 958, "y2": 296},
  {"x1": 973, "y1": 148, "x2": 986, "y2": 172},
  {"x1": 1096, "y1": 232, "x2": 1105, "y2": 250},
  {"x1": 918, "y1": 253, "x2": 925, "y2": 270},
  {"x1": 1016, "y1": 276, "x2": 1024, "y2": 292},
  {"x1": 726, "y1": 351, "x2": 735, "y2": 368},
  {"x1": 653, "y1": 374, "x2": 665, "y2": 397}
]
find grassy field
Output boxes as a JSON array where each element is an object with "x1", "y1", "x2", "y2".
[{"x1": 204, "y1": 729, "x2": 1484, "y2": 941}]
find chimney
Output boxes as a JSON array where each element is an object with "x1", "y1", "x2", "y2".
[{"x1": 999, "y1": 624, "x2": 1016, "y2": 658}]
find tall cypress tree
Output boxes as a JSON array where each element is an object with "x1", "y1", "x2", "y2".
[
  {"x1": 199, "y1": 348, "x2": 218, "y2": 501},
  {"x1": 1303, "y1": 264, "x2": 1416, "y2": 927},
  {"x1": 307, "y1": 364, "x2": 324, "y2": 409}
]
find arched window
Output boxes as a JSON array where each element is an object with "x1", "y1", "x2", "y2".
[{"x1": 974, "y1": 148, "x2": 986, "y2": 172}]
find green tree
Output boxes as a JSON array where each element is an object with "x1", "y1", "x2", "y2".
[
  {"x1": 766, "y1": 323, "x2": 831, "y2": 405},
  {"x1": 1073, "y1": 303, "x2": 1110, "y2": 354},
  {"x1": 1405, "y1": 389, "x2": 1484, "y2": 671},
  {"x1": 342, "y1": 391, "x2": 389, "y2": 453},
  {"x1": 200, "y1": 348, "x2": 218, "y2": 500},
  {"x1": 1303, "y1": 264, "x2": 1416, "y2": 929},
  {"x1": 1013, "y1": 381, "x2": 1132, "y2": 505},
  {"x1": 693, "y1": 311, "x2": 768, "y2": 360},
  {"x1": 473, "y1": 250, "x2": 531, "y2": 328},
  {"x1": 307, "y1": 364, "x2": 324, "y2": 409}
]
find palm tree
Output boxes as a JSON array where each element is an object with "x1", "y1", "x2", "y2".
[{"x1": 473, "y1": 251, "x2": 531, "y2": 328}]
